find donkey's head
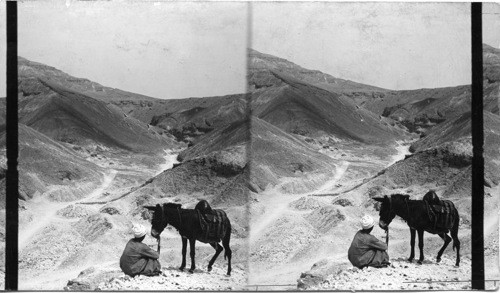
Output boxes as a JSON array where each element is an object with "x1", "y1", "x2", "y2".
[
  {"x1": 144, "y1": 204, "x2": 164, "y2": 238},
  {"x1": 373, "y1": 194, "x2": 410, "y2": 230},
  {"x1": 144, "y1": 203, "x2": 182, "y2": 238},
  {"x1": 373, "y1": 195, "x2": 394, "y2": 230}
]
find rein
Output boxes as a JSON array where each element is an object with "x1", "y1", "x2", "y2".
[
  {"x1": 404, "y1": 198, "x2": 412, "y2": 227},
  {"x1": 386, "y1": 196, "x2": 391, "y2": 247},
  {"x1": 176, "y1": 207, "x2": 182, "y2": 229}
]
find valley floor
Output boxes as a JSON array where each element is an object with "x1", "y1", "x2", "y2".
[
  {"x1": 16, "y1": 148, "x2": 182, "y2": 290},
  {"x1": 248, "y1": 142, "x2": 403, "y2": 286}
]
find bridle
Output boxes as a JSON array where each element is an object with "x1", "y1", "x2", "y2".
[
  {"x1": 155, "y1": 204, "x2": 183, "y2": 233},
  {"x1": 387, "y1": 195, "x2": 412, "y2": 227}
]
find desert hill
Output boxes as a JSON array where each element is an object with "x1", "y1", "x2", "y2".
[
  {"x1": 0, "y1": 124, "x2": 103, "y2": 202},
  {"x1": 484, "y1": 43, "x2": 500, "y2": 84},
  {"x1": 483, "y1": 44, "x2": 500, "y2": 115},
  {"x1": 354, "y1": 85, "x2": 471, "y2": 134},
  {"x1": 18, "y1": 57, "x2": 179, "y2": 153},
  {"x1": 177, "y1": 114, "x2": 342, "y2": 194},
  {"x1": 344, "y1": 44, "x2": 500, "y2": 134},
  {"x1": 249, "y1": 116, "x2": 340, "y2": 193},
  {"x1": 248, "y1": 48, "x2": 386, "y2": 93},
  {"x1": 249, "y1": 51, "x2": 410, "y2": 145},
  {"x1": 147, "y1": 94, "x2": 249, "y2": 143},
  {"x1": 339, "y1": 109, "x2": 500, "y2": 207},
  {"x1": 19, "y1": 56, "x2": 159, "y2": 103},
  {"x1": 18, "y1": 81, "x2": 176, "y2": 153}
]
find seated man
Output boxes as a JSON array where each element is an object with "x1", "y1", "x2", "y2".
[
  {"x1": 120, "y1": 223, "x2": 162, "y2": 277},
  {"x1": 348, "y1": 215, "x2": 390, "y2": 269}
]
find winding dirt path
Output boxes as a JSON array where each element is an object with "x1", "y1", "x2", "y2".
[
  {"x1": 19, "y1": 169, "x2": 117, "y2": 251},
  {"x1": 251, "y1": 160, "x2": 349, "y2": 241},
  {"x1": 387, "y1": 141, "x2": 411, "y2": 167},
  {"x1": 156, "y1": 149, "x2": 181, "y2": 176}
]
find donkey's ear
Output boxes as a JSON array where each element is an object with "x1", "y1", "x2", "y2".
[
  {"x1": 372, "y1": 197, "x2": 384, "y2": 202},
  {"x1": 143, "y1": 206, "x2": 156, "y2": 211}
]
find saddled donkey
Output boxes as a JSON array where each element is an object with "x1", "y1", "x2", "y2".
[
  {"x1": 373, "y1": 193, "x2": 460, "y2": 266},
  {"x1": 144, "y1": 201, "x2": 232, "y2": 275}
]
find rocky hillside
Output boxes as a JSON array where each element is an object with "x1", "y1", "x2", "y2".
[
  {"x1": 249, "y1": 48, "x2": 386, "y2": 93},
  {"x1": 484, "y1": 43, "x2": 500, "y2": 84},
  {"x1": 0, "y1": 124, "x2": 103, "y2": 201},
  {"x1": 18, "y1": 56, "x2": 159, "y2": 103},
  {"x1": 343, "y1": 85, "x2": 471, "y2": 133},
  {"x1": 249, "y1": 53, "x2": 409, "y2": 145},
  {"x1": 344, "y1": 44, "x2": 500, "y2": 135},
  {"x1": 18, "y1": 57, "x2": 179, "y2": 153}
]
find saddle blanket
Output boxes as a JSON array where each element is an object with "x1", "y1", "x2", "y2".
[
  {"x1": 428, "y1": 200, "x2": 455, "y2": 229},
  {"x1": 197, "y1": 209, "x2": 227, "y2": 243}
]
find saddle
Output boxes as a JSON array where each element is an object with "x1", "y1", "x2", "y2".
[
  {"x1": 425, "y1": 200, "x2": 455, "y2": 230},
  {"x1": 197, "y1": 209, "x2": 226, "y2": 243}
]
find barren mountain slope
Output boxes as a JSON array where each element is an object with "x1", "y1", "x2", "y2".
[
  {"x1": 343, "y1": 110, "x2": 500, "y2": 206},
  {"x1": 18, "y1": 56, "x2": 160, "y2": 103},
  {"x1": 249, "y1": 48, "x2": 386, "y2": 93},
  {"x1": 346, "y1": 85, "x2": 471, "y2": 130},
  {"x1": 250, "y1": 70, "x2": 409, "y2": 145},
  {"x1": 345, "y1": 44, "x2": 500, "y2": 133},
  {"x1": 0, "y1": 124, "x2": 103, "y2": 201},
  {"x1": 148, "y1": 94, "x2": 249, "y2": 143},
  {"x1": 484, "y1": 43, "x2": 500, "y2": 84},
  {"x1": 249, "y1": 116, "x2": 340, "y2": 193},
  {"x1": 19, "y1": 57, "x2": 179, "y2": 153},
  {"x1": 19, "y1": 81, "x2": 175, "y2": 153}
]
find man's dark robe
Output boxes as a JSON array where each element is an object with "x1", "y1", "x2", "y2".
[
  {"x1": 348, "y1": 230, "x2": 390, "y2": 269},
  {"x1": 120, "y1": 238, "x2": 161, "y2": 277}
]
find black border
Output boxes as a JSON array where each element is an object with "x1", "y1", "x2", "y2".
[
  {"x1": 5, "y1": 0, "x2": 18, "y2": 290},
  {"x1": 471, "y1": 2, "x2": 485, "y2": 290}
]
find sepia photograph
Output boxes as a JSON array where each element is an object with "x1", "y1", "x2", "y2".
[{"x1": 0, "y1": 0, "x2": 499, "y2": 291}]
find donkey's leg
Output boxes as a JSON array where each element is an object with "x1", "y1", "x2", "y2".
[
  {"x1": 223, "y1": 232, "x2": 232, "y2": 276},
  {"x1": 408, "y1": 228, "x2": 416, "y2": 263},
  {"x1": 451, "y1": 226, "x2": 461, "y2": 267},
  {"x1": 417, "y1": 229, "x2": 425, "y2": 264},
  {"x1": 208, "y1": 242, "x2": 223, "y2": 272},
  {"x1": 188, "y1": 238, "x2": 196, "y2": 273},
  {"x1": 180, "y1": 237, "x2": 187, "y2": 271},
  {"x1": 436, "y1": 232, "x2": 451, "y2": 263}
]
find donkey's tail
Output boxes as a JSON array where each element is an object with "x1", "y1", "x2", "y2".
[{"x1": 224, "y1": 222, "x2": 232, "y2": 260}]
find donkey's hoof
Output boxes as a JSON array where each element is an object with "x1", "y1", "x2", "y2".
[
  {"x1": 207, "y1": 267, "x2": 213, "y2": 272},
  {"x1": 189, "y1": 269, "x2": 195, "y2": 274},
  {"x1": 179, "y1": 267, "x2": 185, "y2": 272},
  {"x1": 436, "y1": 258, "x2": 441, "y2": 263},
  {"x1": 417, "y1": 260, "x2": 423, "y2": 265},
  {"x1": 407, "y1": 258, "x2": 413, "y2": 263},
  {"x1": 226, "y1": 273, "x2": 231, "y2": 276}
]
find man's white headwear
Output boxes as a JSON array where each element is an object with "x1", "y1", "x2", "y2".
[
  {"x1": 132, "y1": 223, "x2": 147, "y2": 238},
  {"x1": 361, "y1": 215, "x2": 375, "y2": 230}
]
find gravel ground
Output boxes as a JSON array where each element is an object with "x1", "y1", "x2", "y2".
[
  {"x1": 301, "y1": 256, "x2": 499, "y2": 290},
  {"x1": 97, "y1": 265, "x2": 247, "y2": 291}
]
